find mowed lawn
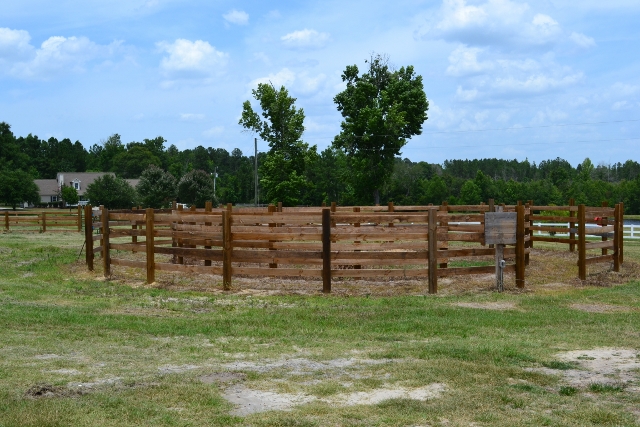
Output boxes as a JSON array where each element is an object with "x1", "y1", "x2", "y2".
[{"x1": 0, "y1": 232, "x2": 639, "y2": 426}]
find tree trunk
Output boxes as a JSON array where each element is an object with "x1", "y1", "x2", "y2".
[{"x1": 373, "y1": 188, "x2": 380, "y2": 206}]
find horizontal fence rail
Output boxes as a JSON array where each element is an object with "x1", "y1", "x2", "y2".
[{"x1": 3, "y1": 208, "x2": 83, "y2": 233}]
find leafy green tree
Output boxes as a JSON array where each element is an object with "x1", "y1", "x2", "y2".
[
  {"x1": 459, "y1": 180, "x2": 482, "y2": 204},
  {"x1": 239, "y1": 83, "x2": 315, "y2": 206},
  {"x1": 136, "y1": 165, "x2": 177, "y2": 208},
  {"x1": 85, "y1": 174, "x2": 137, "y2": 209},
  {"x1": 0, "y1": 169, "x2": 40, "y2": 209},
  {"x1": 60, "y1": 185, "x2": 79, "y2": 206},
  {"x1": 333, "y1": 54, "x2": 429, "y2": 205},
  {"x1": 112, "y1": 145, "x2": 161, "y2": 178},
  {"x1": 177, "y1": 170, "x2": 216, "y2": 208}
]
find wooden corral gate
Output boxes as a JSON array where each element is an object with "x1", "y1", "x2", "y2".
[{"x1": 84, "y1": 201, "x2": 624, "y2": 293}]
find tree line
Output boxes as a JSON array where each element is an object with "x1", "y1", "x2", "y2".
[{"x1": 2, "y1": 53, "x2": 640, "y2": 212}]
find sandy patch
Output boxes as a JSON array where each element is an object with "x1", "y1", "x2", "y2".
[
  {"x1": 528, "y1": 348, "x2": 640, "y2": 390},
  {"x1": 328, "y1": 383, "x2": 446, "y2": 406},
  {"x1": 158, "y1": 364, "x2": 201, "y2": 374},
  {"x1": 453, "y1": 301, "x2": 518, "y2": 310},
  {"x1": 223, "y1": 357, "x2": 391, "y2": 375},
  {"x1": 570, "y1": 303, "x2": 634, "y2": 313},
  {"x1": 224, "y1": 383, "x2": 446, "y2": 416}
]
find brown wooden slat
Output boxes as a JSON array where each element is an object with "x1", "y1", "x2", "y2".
[
  {"x1": 531, "y1": 236, "x2": 577, "y2": 244},
  {"x1": 232, "y1": 267, "x2": 322, "y2": 277},
  {"x1": 584, "y1": 254, "x2": 615, "y2": 265},
  {"x1": 110, "y1": 258, "x2": 146, "y2": 269},
  {"x1": 332, "y1": 268, "x2": 429, "y2": 278},
  {"x1": 232, "y1": 232, "x2": 323, "y2": 241},
  {"x1": 155, "y1": 262, "x2": 223, "y2": 275},
  {"x1": 331, "y1": 213, "x2": 429, "y2": 223},
  {"x1": 585, "y1": 241, "x2": 615, "y2": 250},
  {"x1": 447, "y1": 224, "x2": 484, "y2": 232}
]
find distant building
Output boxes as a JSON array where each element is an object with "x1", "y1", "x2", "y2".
[{"x1": 34, "y1": 172, "x2": 139, "y2": 206}]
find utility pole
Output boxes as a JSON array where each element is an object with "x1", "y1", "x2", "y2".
[
  {"x1": 254, "y1": 137, "x2": 258, "y2": 207},
  {"x1": 213, "y1": 166, "x2": 217, "y2": 200}
]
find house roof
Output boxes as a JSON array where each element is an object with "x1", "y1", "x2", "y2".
[
  {"x1": 56, "y1": 172, "x2": 115, "y2": 195},
  {"x1": 35, "y1": 179, "x2": 58, "y2": 196}
]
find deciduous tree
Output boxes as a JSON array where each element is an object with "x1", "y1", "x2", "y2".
[{"x1": 333, "y1": 54, "x2": 429, "y2": 205}]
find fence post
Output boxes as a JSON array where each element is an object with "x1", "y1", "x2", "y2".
[
  {"x1": 84, "y1": 205, "x2": 94, "y2": 271},
  {"x1": 268, "y1": 204, "x2": 277, "y2": 269},
  {"x1": 4, "y1": 211, "x2": 8, "y2": 231},
  {"x1": 488, "y1": 199, "x2": 495, "y2": 249},
  {"x1": 428, "y1": 208, "x2": 438, "y2": 294},
  {"x1": 578, "y1": 204, "x2": 586, "y2": 280},
  {"x1": 77, "y1": 205, "x2": 82, "y2": 232},
  {"x1": 439, "y1": 202, "x2": 448, "y2": 269},
  {"x1": 601, "y1": 201, "x2": 609, "y2": 256},
  {"x1": 102, "y1": 208, "x2": 111, "y2": 278},
  {"x1": 177, "y1": 204, "x2": 184, "y2": 264},
  {"x1": 515, "y1": 204, "x2": 525, "y2": 288},
  {"x1": 569, "y1": 198, "x2": 576, "y2": 252},
  {"x1": 204, "y1": 201, "x2": 212, "y2": 267},
  {"x1": 322, "y1": 208, "x2": 331, "y2": 293},
  {"x1": 41, "y1": 212, "x2": 46, "y2": 233},
  {"x1": 614, "y1": 203, "x2": 620, "y2": 272},
  {"x1": 528, "y1": 200, "x2": 534, "y2": 250},
  {"x1": 524, "y1": 202, "x2": 530, "y2": 266},
  {"x1": 353, "y1": 207, "x2": 361, "y2": 277},
  {"x1": 619, "y1": 202, "x2": 624, "y2": 264},
  {"x1": 145, "y1": 208, "x2": 155, "y2": 284},
  {"x1": 222, "y1": 209, "x2": 231, "y2": 290}
]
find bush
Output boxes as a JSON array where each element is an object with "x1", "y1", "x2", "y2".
[
  {"x1": 85, "y1": 174, "x2": 137, "y2": 209},
  {"x1": 177, "y1": 170, "x2": 216, "y2": 208},
  {"x1": 136, "y1": 165, "x2": 176, "y2": 208}
]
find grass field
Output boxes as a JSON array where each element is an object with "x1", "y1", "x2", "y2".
[{"x1": 0, "y1": 232, "x2": 639, "y2": 426}]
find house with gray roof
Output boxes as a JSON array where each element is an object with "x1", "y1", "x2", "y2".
[{"x1": 34, "y1": 172, "x2": 141, "y2": 206}]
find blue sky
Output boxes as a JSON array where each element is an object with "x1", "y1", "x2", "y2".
[{"x1": 1, "y1": 0, "x2": 639, "y2": 167}]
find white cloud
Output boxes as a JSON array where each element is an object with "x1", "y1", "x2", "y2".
[
  {"x1": 248, "y1": 68, "x2": 327, "y2": 96},
  {"x1": 493, "y1": 72, "x2": 583, "y2": 93},
  {"x1": 203, "y1": 126, "x2": 224, "y2": 137},
  {"x1": 180, "y1": 113, "x2": 205, "y2": 121},
  {"x1": 446, "y1": 46, "x2": 493, "y2": 76},
  {"x1": 612, "y1": 101, "x2": 631, "y2": 110},
  {"x1": 570, "y1": 32, "x2": 596, "y2": 48},
  {"x1": 281, "y1": 29, "x2": 330, "y2": 50},
  {"x1": 157, "y1": 39, "x2": 227, "y2": 79},
  {"x1": 223, "y1": 10, "x2": 249, "y2": 25},
  {"x1": 424, "y1": 0, "x2": 564, "y2": 49},
  {"x1": 0, "y1": 27, "x2": 33, "y2": 60},
  {"x1": 611, "y1": 82, "x2": 639, "y2": 96},
  {"x1": 1, "y1": 28, "x2": 122, "y2": 79},
  {"x1": 250, "y1": 68, "x2": 296, "y2": 89},
  {"x1": 455, "y1": 85, "x2": 478, "y2": 101}
]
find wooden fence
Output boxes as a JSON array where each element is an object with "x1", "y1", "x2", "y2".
[
  {"x1": 83, "y1": 201, "x2": 624, "y2": 292},
  {"x1": 3, "y1": 207, "x2": 83, "y2": 233}
]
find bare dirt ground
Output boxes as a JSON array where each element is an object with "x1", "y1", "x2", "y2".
[{"x1": 78, "y1": 247, "x2": 640, "y2": 297}]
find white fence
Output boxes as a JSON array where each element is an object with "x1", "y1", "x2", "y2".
[{"x1": 533, "y1": 223, "x2": 640, "y2": 239}]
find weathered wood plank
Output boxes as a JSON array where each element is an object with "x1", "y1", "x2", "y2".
[
  {"x1": 110, "y1": 258, "x2": 146, "y2": 269},
  {"x1": 155, "y1": 262, "x2": 223, "y2": 275},
  {"x1": 232, "y1": 267, "x2": 323, "y2": 277}
]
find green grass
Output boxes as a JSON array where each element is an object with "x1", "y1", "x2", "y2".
[{"x1": 0, "y1": 232, "x2": 639, "y2": 426}]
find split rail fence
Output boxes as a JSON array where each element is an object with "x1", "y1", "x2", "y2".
[
  {"x1": 3, "y1": 207, "x2": 83, "y2": 233},
  {"x1": 82, "y1": 201, "x2": 625, "y2": 293}
]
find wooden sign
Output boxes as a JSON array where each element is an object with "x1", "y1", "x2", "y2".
[{"x1": 485, "y1": 212, "x2": 517, "y2": 245}]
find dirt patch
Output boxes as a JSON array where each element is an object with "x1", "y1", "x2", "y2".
[
  {"x1": 223, "y1": 383, "x2": 446, "y2": 416},
  {"x1": 25, "y1": 384, "x2": 85, "y2": 399},
  {"x1": 199, "y1": 372, "x2": 247, "y2": 385},
  {"x1": 570, "y1": 304, "x2": 634, "y2": 313},
  {"x1": 453, "y1": 301, "x2": 518, "y2": 310},
  {"x1": 222, "y1": 357, "x2": 392, "y2": 375},
  {"x1": 527, "y1": 348, "x2": 640, "y2": 390}
]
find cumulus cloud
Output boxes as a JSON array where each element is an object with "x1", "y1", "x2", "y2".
[
  {"x1": 423, "y1": 0, "x2": 564, "y2": 49},
  {"x1": 202, "y1": 126, "x2": 224, "y2": 137},
  {"x1": 281, "y1": 29, "x2": 330, "y2": 50},
  {"x1": 223, "y1": 9, "x2": 249, "y2": 25},
  {"x1": 157, "y1": 39, "x2": 227, "y2": 79},
  {"x1": 0, "y1": 28, "x2": 122, "y2": 79},
  {"x1": 180, "y1": 113, "x2": 205, "y2": 121},
  {"x1": 570, "y1": 32, "x2": 595, "y2": 48},
  {"x1": 456, "y1": 85, "x2": 478, "y2": 101},
  {"x1": 493, "y1": 72, "x2": 583, "y2": 93},
  {"x1": 249, "y1": 68, "x2": 327, "y2": 96},
  {"x1": 446, "y1": 46, "x2": 493, "y2": 76}
]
